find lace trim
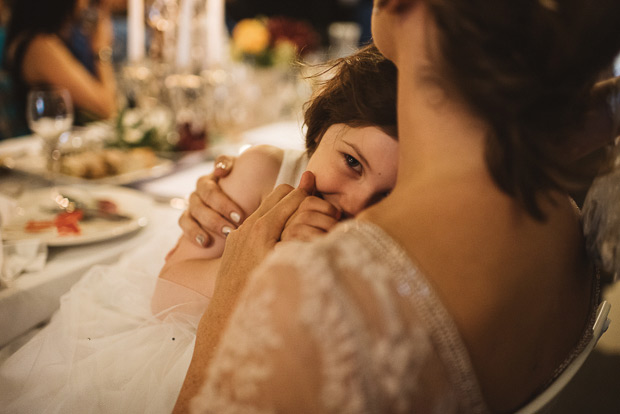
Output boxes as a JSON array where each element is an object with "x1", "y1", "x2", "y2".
[{"x1": 341, "y1": 220, "x2": 490, "y2": 414}]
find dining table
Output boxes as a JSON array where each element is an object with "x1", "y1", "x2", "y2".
[{"x1": 0, "y1": 120, "x2": 305, "y2": 356}]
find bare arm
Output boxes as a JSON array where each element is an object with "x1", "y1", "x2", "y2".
[
  {"x1": 173, "y1": 172, "x2": 316, "y2": 414},
  {"x1": 155, "y1": 146, "x2": 283, "y2": 298},
  {"x1": 21, "y1": 28, "x2": 117, "y2": 119}
]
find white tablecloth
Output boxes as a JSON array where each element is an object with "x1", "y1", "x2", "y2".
[
  {"x1": 0, "y1": 120, "x2": 305, "y2": 349},
  {"x1": 0, "y1": 204, "x2": 181, "y2": 347}
]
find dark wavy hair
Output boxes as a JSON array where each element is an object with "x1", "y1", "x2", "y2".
[
  {"x1": 6, "y1": 0, "x2": 77, "y2": 46},
  {"x1": 303, "y1": 44, "x2": 398, "y2": 155},
  {"x1": 400, "y1": 0, "x2": 620, "y2": 219}
]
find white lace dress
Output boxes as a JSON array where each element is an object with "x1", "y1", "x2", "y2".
[
  {"x1": 0, "y1": 149, "x2": 309, "y2": 414},
  {"x1": 191, "y1": 220, "x2": 599, "y2": 414}
]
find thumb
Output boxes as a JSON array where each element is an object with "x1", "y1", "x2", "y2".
[{"x1": 298, "y1": 171, "x2": 316, "y2": 194}]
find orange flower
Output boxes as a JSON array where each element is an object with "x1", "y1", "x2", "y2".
[{"x1": 232, "y1": 19, "x2": 270, "y2": 55}]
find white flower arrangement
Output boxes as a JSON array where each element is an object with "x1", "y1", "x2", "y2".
[{"x1": 113, "y1": 106, "x2": 176, "y2": 151}]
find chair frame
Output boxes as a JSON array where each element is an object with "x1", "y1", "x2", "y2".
[{"x1": 513, "y1": 300, "x2": 611, "y2": 414}]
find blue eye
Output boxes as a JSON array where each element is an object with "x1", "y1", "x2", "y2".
[{"x1": 344, "y1": 154, "x2": 362, "y2": 173}]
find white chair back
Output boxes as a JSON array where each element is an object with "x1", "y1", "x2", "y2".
[{"x1": 514, "y1": 300, "x2": 611, "y2": 414}]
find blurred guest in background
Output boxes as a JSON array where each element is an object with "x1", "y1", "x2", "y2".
[
  {"x1": 3, "y1": 0, "x2": 117, "y2": 135},
  {"x1": 0, "y1": 0, "x2": 7, "y2": 64},
  {"x1": 0, "y1": 0, "x2": 14, "y2": 139}
]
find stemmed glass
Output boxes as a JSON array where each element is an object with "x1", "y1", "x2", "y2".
[{"x1": 26, "y1": 87, "x2": 74, "y2": 179}]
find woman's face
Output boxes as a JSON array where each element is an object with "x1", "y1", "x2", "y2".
[{"x1": 306, "y1": 124, "x2": 399, "y2": 218}]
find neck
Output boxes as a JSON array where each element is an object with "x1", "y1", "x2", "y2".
[
  {"x1": 361, "y1": 3, "x2": 497, "y2": 226},
  {"x1": 393, "y1": 61, "x2": 491, "y2": 192}
]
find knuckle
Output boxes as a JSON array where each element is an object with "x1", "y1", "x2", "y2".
[
  {"x1": 254, "y1": 218, "x2": 268, "y2": 233},
  {"x1": 196, "y1": 176, "x2": 212, "y2": 192},
  {"x1": 202, "y1": 182, "x2": 216, "y2": 198},
  {"x1": 281, "y1": 228, "x2": 292, "y2": 242},
  {"x1": 274, "y1": 183, "x2": 294, "y2": 194},
  {"x1": 296, "y1": 210, "x2": 314, "y2": 222},
  {"x1": 254, "y1": 218, "x2": 274, "y2": 238},
  {"x1": 177, "y1": 213, "x2": 187, "y2": 228},
  {"x1": 187, "y1": 192, "x2": 199, "y2": 207}
]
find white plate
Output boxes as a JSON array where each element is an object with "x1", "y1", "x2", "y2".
[
  {"x1": 0, "y1": 136, "x2": 175, "y2": 185},
  {"x1": 1, "y1": 186, "x2": 152, "y2": 246},
  {"x1": 6, "y1": 153, "x2": 175, "y2": 186}
]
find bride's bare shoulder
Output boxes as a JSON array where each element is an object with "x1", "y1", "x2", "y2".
[{"x1": 376, "y1": 186, "x2": 591, "y2": 412}]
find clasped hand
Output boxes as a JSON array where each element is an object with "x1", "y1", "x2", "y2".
[
  {"x1": 215, "y1": 171, "x2": 340, "y2": 294},
  {"x1": 214, "y1": 172, "x2": 338, "y2": 302},
  {"x1": 180, "y1": 156, "x2": 341, "y2": 247}
]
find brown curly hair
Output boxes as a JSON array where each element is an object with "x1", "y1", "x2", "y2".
[{"x1": 303, "y1": 44, "x2": 398, "y2": 156}]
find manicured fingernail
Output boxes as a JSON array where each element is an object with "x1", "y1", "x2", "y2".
[
  {"x1": 195, "y1": 234, "x2": 206, "y2": 246},
  {"x1": 215, "y1": 161, "x2": 227, "y2": 170},
  {"x1": 230, "y1": 212, "x2": 241, "y2": 223},
  {"x1": 222, "y1": 226, "x2": 232, "y2": 236}
]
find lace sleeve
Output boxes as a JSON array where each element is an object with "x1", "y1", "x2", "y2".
[
  {"x1": 189, "y1": 228, "x2": 477, "y2": 414},
  {"x1": 189, "y1": 258, "x2": 330, "y2": 414}
]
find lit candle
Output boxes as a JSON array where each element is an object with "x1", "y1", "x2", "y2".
[
  {"x1": 176, "y1": 0, "x2": 194, "y2": 69},
  {"x1": 204, "y1": 0, "x2": 226, "y2": 69},
  {"x1": 127, "y1": 0, "x2": 145, "y2": 62}
]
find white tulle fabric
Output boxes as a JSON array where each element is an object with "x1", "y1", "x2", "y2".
[
  {"x1": 0, "y1": 148, "x2": 310, "y2": 414},
  {"x1": 191, "y1": 220, "x2": 492, "y2": 414},
  {"x1": 0, "y1": 223, "x2": 208, "y2": 414}
]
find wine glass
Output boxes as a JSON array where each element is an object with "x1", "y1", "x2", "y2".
[{"x1": 26, "y1": 87, "x2": 74, "y2": 179}]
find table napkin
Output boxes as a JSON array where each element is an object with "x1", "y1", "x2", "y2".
[{"x1": 0, "y1": 194, "x2": 47, "y2": 288}]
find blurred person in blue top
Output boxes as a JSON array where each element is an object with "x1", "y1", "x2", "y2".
[
  {"x1": 0, "y1": 0, "x2": 14, "y2": 139},
  {"x1": 0, "y1": 0, "x2": 7, "y2": 64},
  {"x1": 3, "y1": 0, "x2": 117, "y2": 136}
]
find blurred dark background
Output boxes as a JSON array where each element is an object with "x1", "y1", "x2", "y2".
[{"x1": 225, "y1": 0, "x2": 373, "y2": 46}]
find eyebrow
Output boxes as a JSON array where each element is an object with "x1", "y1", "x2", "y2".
[{"x1": 341, "y1": 140, "x2": 371, "y2": 171}]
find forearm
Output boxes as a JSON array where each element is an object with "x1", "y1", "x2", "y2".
[
  {"x1": 157, "y1": 257, "x2": 221, "y2": 298},
  {"x1": 173, "y1": 267, "x2": 246, "y2": 413},
  {"x1": 174, "y1": 176, "x2": 316, "y2": 412},
  {"x1": 91, "y1": 58, "x2": 117, "y2": 118},
  {"x1": 174, "y1": 179, "x2": 316, "y2": 413},
  {"x1": 153, "y1": 233, "x2": 225, "y2": 308}
]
